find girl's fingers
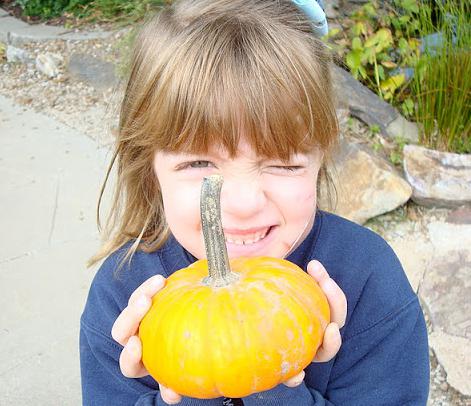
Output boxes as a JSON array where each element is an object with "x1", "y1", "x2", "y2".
[
  {"x1": 313, "y1": 322, "x2": 342, "y2": 363},
  {"x1": 283, "y1": 370, "x2": 305, "y2": 388},
  {"x1": 112, "y1": 295, "x2": 152, "y2": 346},
  {"x1": 159, "y1": 384, "x2": 182, "y2": 405},
  {"x1": 128, "y1": 274, "x2": 166, "y2": 306},
  {"x1": 111, "y1": 275, "x2": 165, "y2": 346},
  {"x1": 119, "y1": 335, "x2": 149, "y2": 378},
  {"x1": 307, "y1": 260, "x2": 347, "y2": 328}
]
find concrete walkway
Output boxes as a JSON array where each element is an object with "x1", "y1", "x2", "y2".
[
  {"x1": 0, "y1": 8, "x2": 112, "y2": 45},
  {"x1": 0, "y1": 94, "x2": 110, "y2": 405}
]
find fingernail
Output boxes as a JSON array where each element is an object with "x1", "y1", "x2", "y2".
[{"x1": 152, "y1": 275, "x2": 165, "y2": 288}]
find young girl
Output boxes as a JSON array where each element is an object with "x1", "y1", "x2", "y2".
[{"x1": 80, "y1": 0, "x2": 430, "y2": 405}]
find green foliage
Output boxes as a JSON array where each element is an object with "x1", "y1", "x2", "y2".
[
  {"x1": 15, "y1": 0, "x2": 90, "y2": 19},
  {"x1": 412, "y1": 1, "x2": 470, "y2": 153},
  {"x1": 15, "y1": 0, "x2": 168, "y2": 23},
  {"x1": 329, "y1": 0, "x2": 421, "y2": 105},
  {"x1": 329, "y1": 0, "x2": 470, "y2": 154}
]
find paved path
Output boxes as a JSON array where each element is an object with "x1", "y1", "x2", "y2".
[
  {"x1": 0, "y1": 7, "x2": 111, "y2": 45},
  {"x1": 0, "y1": 94, "x2": 110, "y2": 405}
]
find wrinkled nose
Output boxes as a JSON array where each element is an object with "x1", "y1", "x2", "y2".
[{"x1": 219, "y1": 176, "x2": 267, "y2": 220}]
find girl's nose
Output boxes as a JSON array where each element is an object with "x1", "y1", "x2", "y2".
[{"x1": 220, "y1": 176, "x2": 267, "y2": 219}]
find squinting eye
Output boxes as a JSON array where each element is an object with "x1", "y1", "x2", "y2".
[
  {"x1": 179, "y1": 160, "x2": 214, "y2": 170},
  {"x1": 191, "y1": 160, "x2": 212, "y2": 168},
  {"x1": 271, "y1": 166, "x2": 303, "y2": 172}
]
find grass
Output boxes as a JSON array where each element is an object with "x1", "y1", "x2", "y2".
[
  {"x1": 73, "y1": 0, "x2": 169, "y2": 25},
  {"x1": 13, "y1": 0, "x2": 169, "y2": 25},
  {"x1": 412, "y1": 1, "x2": 470, "y2": 153}
]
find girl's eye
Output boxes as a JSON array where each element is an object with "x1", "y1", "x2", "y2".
[
  {"x1": 270, "y1": 165, "x2": 303, "y2": 172},
  {"x1": 190, "y1": 160, "x2": 212, "y2": 168},
  {"x1": 178, "y1": 160, "x2": 215, "y2": 170}
]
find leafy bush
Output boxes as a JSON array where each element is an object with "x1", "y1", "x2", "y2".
[
  {"x1": 15, "y1": 0, "x2": 91, "y2": 19},
  {"x1": 325, "y1": 0, "x2": 422, "y2": 114},
  {"x1": 327, "y1": 0, "x2": 470, "y2": 153}
]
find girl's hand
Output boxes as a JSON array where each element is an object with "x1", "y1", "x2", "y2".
[
  {"x1": 111, "y1": 275, "x2": 182, "y2": 405},
  {"x1": 283, "y1": 260, "x2": 347, "y2": 388}
]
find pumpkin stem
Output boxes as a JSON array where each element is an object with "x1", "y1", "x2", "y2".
[{"x1": 200, "y1": 175, "x2": 239, "y2": 287}]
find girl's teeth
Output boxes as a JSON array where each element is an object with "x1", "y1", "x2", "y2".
[{"x1": 225, "y1": 228, "x2": 269, "y2": 245}]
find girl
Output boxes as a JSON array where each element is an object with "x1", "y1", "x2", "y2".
[{"x1": 80, "y1": 0, "x2": 429, "y2": 405}]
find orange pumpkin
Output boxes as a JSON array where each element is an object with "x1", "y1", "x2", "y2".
[{"x1": 139, "y1": 175, "x2": 330, "y2": 399}]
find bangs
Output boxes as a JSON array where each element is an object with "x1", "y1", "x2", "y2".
[{"x1": 146, "y1": 14, "x2": 338, "y2": 160}]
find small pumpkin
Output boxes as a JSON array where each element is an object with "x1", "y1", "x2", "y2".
[{"x1": 139, "y1": 175, "x2": 330, "y2": 399}]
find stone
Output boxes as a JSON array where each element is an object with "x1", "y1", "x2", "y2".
[
  {"x1": 420, "y1": 249, "x2": 471, "y2": 338},
  {"x1": 325, "y1": 0, "x2": 339, "y2": 19},
  {"x1": 331, "y1": 64, "x2": 400, "y2": 135},
  {"x1": 403, "y1": 145, "x2": 471, "y2": 207},
  {"x1": 418, "y1": 221, "x2": 471, "y2": 396},
  {"x1": 68, "y1": 53, "x2": 117, "y2": 90},
  {"x1": 36, "y1": 53, "x2": 61, "y2": 78},
  {"x1": 429, "y1": 332, "x2": 471, "y2": 396},
  {"x1": 6, "y1": 45, "x2": 32, "y2": 64},
  {"x1": 387, "y1": 236, "x2": 432, "y2": 293},
  {"x1": 319, "y1": 139, "x2": 412, "y2": 224},
  {"x1": 446, "y1": 207, "x2": 471, "y2": 224},
  {"x1": 384, "y1": 115, "x2": 419, "y2": 142}
]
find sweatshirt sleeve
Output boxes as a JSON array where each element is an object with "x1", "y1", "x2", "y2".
[
  {"x1": 242, "y1": 296, "x2": 429, "y2": 406},
  {"x1": 79, "y1": 249, "x2": 225, "y2": 406}
]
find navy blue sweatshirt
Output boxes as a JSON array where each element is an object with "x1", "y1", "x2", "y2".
[{"x1": 80, "y1": 211, "x2": 429, "y2": 405}]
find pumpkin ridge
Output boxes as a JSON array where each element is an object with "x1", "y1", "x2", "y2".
[
  {"x1": 142, "y1": 284, "x2": 202, "y2": 390},
  {"x1": 254, "y1": 280, "x2": 312, "y2": 372},
  {"x1": 265, "y1": 270, "x2": 330, "y2": 330},
  {"x1": 165, "y1": 287, "x2": 214, "y2": 395}
]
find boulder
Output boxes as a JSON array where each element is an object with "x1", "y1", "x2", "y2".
[
  {"x1": 319, "y1": 139, "x2": 412, "y2": 224},
  {"x1": 68, "y1": 53, "x2": 117, "y2": 90},
  {"x1": 419, "y1": 221, "x2": 471, "y2": 396},
  {"x1": 403, "y1": 145, "x2": 471, "y2": 207}
]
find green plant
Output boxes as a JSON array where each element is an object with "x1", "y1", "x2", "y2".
[
  {"x1": 15, "y1": 0, "x2": 168, "y2": 23},
  {"x1": 15, "y1": 0, "x2": 91, "y2": 19},
  {"x1": 331, "y1": 0, "x2": 421, "y2": 106},
  {"x1": 412, "y1": 1, "x2": 470, "y2": 153},
  {"x1": 114, "y1": 27, "x2": 139, "y2": 78},
  {"x1": 369, "y1": 124, "x2": 381, "y2": 134}
]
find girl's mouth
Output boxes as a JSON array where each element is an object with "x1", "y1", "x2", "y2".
[{"x1": 224, "y1": 226, "x2": 272, "y2": 245}]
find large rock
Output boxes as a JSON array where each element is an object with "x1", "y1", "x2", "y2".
[
  {"x1": 331, "y1": 65, "x2": 418, "y2": 142},
  {"x1": 419, "y1": 221, "x2": 471, "y2": 396},
  {"x1": 319, "y1": 139, "x2": 412, "y2": 224},
  {"x1": 6, "y1": 45, "x2": 32, "y2": 63},
  {"x1": 68, "y1": 53, "x2": 117, "y2": 90},
  {"x1": 403, "y1": 145, "x2": 471, "y2": 207},
  {"x1": 429, "y1": 332, "x2": 471, "y2": 397}
]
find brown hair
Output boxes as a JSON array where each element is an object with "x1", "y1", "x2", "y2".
[{"x1": 89, "y1": 0, "x2": 339, "y2": 266}]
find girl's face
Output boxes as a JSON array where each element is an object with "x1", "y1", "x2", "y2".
[{"x1": 153, "y1": 138, "x2": 322, "y2": 260}]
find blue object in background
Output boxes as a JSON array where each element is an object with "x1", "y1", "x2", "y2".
[{"x1": 292, "y1": 0, "x2": 328, "y2": 37}]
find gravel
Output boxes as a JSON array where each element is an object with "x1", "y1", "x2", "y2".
[{"x1": 0, "y1": 32, "x2": 129, "y2": 145}]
